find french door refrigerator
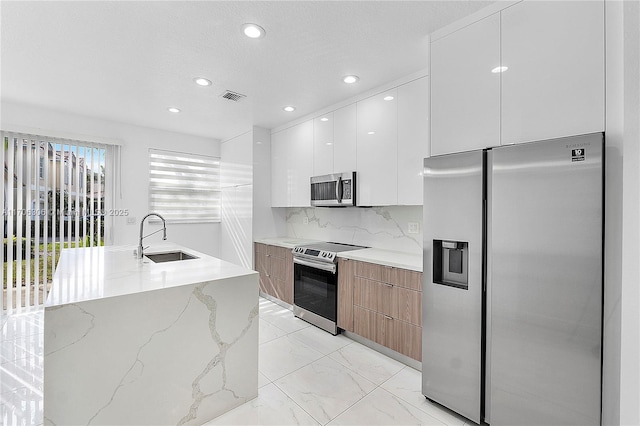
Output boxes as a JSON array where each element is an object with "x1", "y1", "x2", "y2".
[{"x1": 422, "y1": 133, "x2": 603, "y2": 425}]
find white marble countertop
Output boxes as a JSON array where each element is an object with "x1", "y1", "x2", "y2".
[
  {"x1": 254, "y1": 237, "x2": 422, "y2": 272},
  {"x1": 337, "y1": 248, "x2": 423, "y2": 272},
  {"x1": 46, "y1": 243, "x2": 257, "y2": 307},
  {"x1": 254, "y1": 237, "x2": 323, "y2": 249}
]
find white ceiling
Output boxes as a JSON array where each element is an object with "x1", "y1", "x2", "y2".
[{"x1": 1, "y1": 1, "x2": 493, "y2": 141}]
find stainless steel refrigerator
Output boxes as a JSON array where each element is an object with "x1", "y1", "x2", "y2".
[{"x1": 422, "y1": 133, "x2": 603, "y2": 425}]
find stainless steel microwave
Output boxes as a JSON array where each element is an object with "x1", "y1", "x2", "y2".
[{"x1": 310, "y1": 172, "x2": 356, "y2": 207}]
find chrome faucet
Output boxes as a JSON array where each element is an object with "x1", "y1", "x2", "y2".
[{"x1": 137, "y1": 213, "x2": 167, "y2": 259}]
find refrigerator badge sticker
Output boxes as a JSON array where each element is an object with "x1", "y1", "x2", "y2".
[{"x1": 571, "y1": 148, "x2": 586, "y2": 162}]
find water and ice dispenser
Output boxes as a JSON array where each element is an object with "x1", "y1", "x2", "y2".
[{"x1": 433, "y1": 240, "x2": 468, "y2": 289}]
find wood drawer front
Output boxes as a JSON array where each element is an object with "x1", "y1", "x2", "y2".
[
  {"x1": 396, "y1": 320, "x2": 422, "y2": 361},
  {"x1": 355, "y1": 261, "x2": 390, "y2": 282},
  {"x1": 384, "y1": 316, "x2": 421, "y2": 361},
  {"x1": 353, "y1": 277, "x2": 378, "y2": 311},
  {"x1": 353, "y1": 277, "x2": 397, "y2": 319},
  {"x1": 388, "y1": 268, "x2": 422, "y2": 291},
  {"x1": 353, "y1": 306, "x2": 385, "y2": 346},
  {"x1": 353, "y1": 306, "x2": 422, "y2": 361},
  {"x1": 396, "y1": 287, "x2": 421, "y2": 326}
]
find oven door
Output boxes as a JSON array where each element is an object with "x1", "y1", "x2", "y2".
[{"x1": 293, "y1": 257, "x2": 338, "y2": 334}]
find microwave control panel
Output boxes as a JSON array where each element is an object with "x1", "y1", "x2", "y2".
[{"x1": 342, "y1": 180, "x2": 352, "y2": 199}]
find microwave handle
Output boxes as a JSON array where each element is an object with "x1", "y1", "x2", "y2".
[{"x1": 336, "y1": 176, "x2": 343, "y2": 203}]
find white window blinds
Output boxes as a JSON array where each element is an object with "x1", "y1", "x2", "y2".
[
  {"x1": 2, "y1": 131, "x2": 114, "y2": 311},
  {"x1": 148, "y1": 149, "x2": 221, "y2": 223}
]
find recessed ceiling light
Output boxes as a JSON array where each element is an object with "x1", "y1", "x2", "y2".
[
  {"x1": 367, "y1": 131, "x2": 376, "y2": 135},
  {"x1": 491, "y1": 66, "x2": 508, "y2": 73},
  {"x1": 283, "y1": 106, "x2": 295, "y2": 112},
  {"x1": 343, "y1": 75, "x2": 359, "y2": 84},
  {"x1": 326, "y1": 142, "x2": 333, "y2": 146},
  {"x1": 168, "y1": 107, "x2": 181, "y2": 113},
  {"x1": 320, "y1": 117, "x2": 329, "y2": 122},
  {"x1": 194, "y1": 77, "x2": 212, "y2": 86},
  {"x1": 383, "y1": 96, "x2": 394, "y2": 101},
  {"x1": 242, "y1": 23, "x2": 266, "y2": 39}
]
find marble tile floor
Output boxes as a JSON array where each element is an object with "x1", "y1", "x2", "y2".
[{"x1": 0, "y1": 298, "x2": 471, "y2": 426}]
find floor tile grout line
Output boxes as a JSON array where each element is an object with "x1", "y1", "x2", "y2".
[
  {"x1": 270, "y1": 377, "x2": 324, "y2": 425},
  {"x1": 266, "y1": 343, "x2": 393, "y2": 426},
  {"x1": 269, "y1": 350, "x2": 380, "y2": 426}
]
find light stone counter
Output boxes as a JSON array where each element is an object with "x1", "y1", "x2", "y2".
[
  {"x1": 43, "y1": 244, "x2": 258, "y2": 426},
  {"x1": 337, "y1": 248, "x2": 423, "y2": 272},
  {"x1": 253, "y1": 236, "x2": 322, "y2": 249},
  {"x1": 255, "y1": 237, "x2": 422, "y2": 271}
]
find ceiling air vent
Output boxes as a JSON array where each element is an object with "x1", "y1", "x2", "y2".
[{"x1": 220, "y1": 90, "x2": 246, "y2": 102}]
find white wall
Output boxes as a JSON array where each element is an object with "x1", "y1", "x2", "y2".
[
  {"x1": 605, "y1": 1, "x2": 640, "y2": 424},
  {"x1": 619, "y1": 1, "x2": 640, "y2": 424},
  {"x1": 220, "y1": 130, "x2": 253, "y2": 268},
  {"x1": 1, "y1": 101, "x2": 222, "y2": 256},
  {"x1": 220, "y1": 126, "x2": 287, "y2": 269}
]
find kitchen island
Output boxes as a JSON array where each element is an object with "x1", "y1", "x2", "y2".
[{"x1": 43, "y1": 244, "x2": 259, "y2": 425}]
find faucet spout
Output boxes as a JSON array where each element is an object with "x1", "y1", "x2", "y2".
[{"x1": 138, "y1": 213, "x2": 167, "y2": 259}]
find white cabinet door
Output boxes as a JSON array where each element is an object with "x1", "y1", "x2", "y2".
[
  {"x1": 333, "y1": 104, "x2": 357, "y2": 173},
  {"x1": 501, "y1": 0, "x2": 604, "y2": 145},
  {"x1": 398, "y1": 77, "x2": 429, "y2": 205},
  {"x1": 313, "y1": 113, "x2": 333, "y2": 176},
  {"x1": 271, "y1": 120, "x2": 313, "y2": 207},
  {"x1": 270, "y1": 128, "x2": 289, "y2": 207},
  {"x1": 430, "y1": 13, "x2": 500, "y2": 155},
  {"x1": 288, "y1": 120, "x2": 314, "y2": 207},
  {"x1": 357, "y1": 89, "x2": 398, "y2": 206}
]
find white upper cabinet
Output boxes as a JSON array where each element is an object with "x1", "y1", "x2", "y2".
[
  {"x1": 313, "y1": 112, "x2": 334, "y2": 176},
  {"x1": 270, "y1": 128, "x2": 289, "y2": 207},
  {"x1": 333, "y1": 104, "x2": 357, "y2": 173},
  {"x1": 397, "y1": 77, "x2": 429, "y2": 205},
  {"x1": 270, "y1": 120, "x2": 313, "y2": 207},
  {"x1": 430, "y1": 13, "x2": 501, "y2": 156},
  {"x1": 288, "y1": 120, "x2": 314, "y2": 207},
  {"x1": 357, "y1": 89, "x2": 398, "y2": 206},
  {"x1": 500, "y1": 0, "x2": 605, "y2": 145}
]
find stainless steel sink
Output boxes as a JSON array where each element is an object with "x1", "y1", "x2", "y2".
[{"x1": 145, "y1": 251, "x2": 198, "y2": 263}]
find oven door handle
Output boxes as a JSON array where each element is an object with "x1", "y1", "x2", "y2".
[{"x1": 293, "y1": 257, "x2": 337, "y2": 274}]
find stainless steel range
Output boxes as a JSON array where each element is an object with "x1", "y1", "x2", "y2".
[{"x1": 292, "y1": 242, "x2": 366, "y2": 335}]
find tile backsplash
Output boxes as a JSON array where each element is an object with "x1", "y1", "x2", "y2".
[{"x1": 286, "y1": 206, "x2": 423, "y2": 253}]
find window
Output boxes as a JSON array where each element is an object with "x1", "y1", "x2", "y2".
[
  {"x1": 148, "y1": 149, "x2": 220, "y2": 223},
  {"x1": 2, "y1": 131, "x2": 114, "y2": 311}
]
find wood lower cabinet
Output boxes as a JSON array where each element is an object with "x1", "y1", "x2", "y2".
[
  {"x1": 343, "y1": 259, "x2": 422, "y2": 361},
  {"x1": 337, "y1": 258, "x2": 356, "y2": 332},
  {"x1": 254, "y1": 243, "x2": 293, "y2": 305}
]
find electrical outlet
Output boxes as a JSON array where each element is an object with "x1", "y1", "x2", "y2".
[
  {"x1": 126, "y1": 217, "x2": 136, "y2": 225},
  {"x1": 408, "y1": 222, "x2": 419, "y2": 234},
  {"x1": 303, "y1": 217, "x2": 309, "y2": 225}
]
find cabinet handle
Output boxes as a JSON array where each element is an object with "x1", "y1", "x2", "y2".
[
  {"x1": 383, "y1": 315, "x2": 393, "y2": 320},
  {"x1": 266, "y1": 254, "x2": 271, "y2": 257},
  {"x1": 384, "y1": 266, "x2": 393, "y2": 269},
  {"x1": 383, "y1": 283, "x2": 393, "y2": 288},
  {"x1": 266, "y1": 274, "x2": 270, "y2": 277}
]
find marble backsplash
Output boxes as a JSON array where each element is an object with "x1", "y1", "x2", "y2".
[{"x1": 286, "y1": 206, "x2": 423, "y2": 253}]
